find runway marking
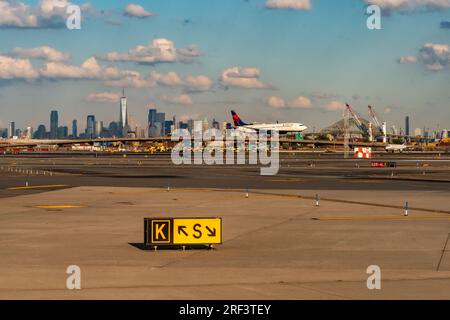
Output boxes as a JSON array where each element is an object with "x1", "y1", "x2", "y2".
[
  {"x1": 345, "y1": 180, "x2": 385, "y2": 184},
  {"x1": 437, "y1": 233, "x2": 450, "y2": 271},
  {"x1": 268, "y1": 179, "x2": 304, "y2": 182},
  {"x1": 7, "y1": 184, "x2": 69, "y2": 190},
  {"x1": 314, "y1": 216, "x2": 450, "y2": 221},
  {"x1": 32, "y1": 205, "x2": 83, "y2": 209}
]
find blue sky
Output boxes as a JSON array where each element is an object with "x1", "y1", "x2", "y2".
[{"x1": 0, "y1": 0, "x2": 449, "y2": 133}]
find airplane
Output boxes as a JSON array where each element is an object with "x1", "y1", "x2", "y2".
[
  {"x1": 231, "y1": 111, "x2": 308, "y2": 134},
  {"x1": 385, "y1": 143, "x2": 411, "y2": 153}
]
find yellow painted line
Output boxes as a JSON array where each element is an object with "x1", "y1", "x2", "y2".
[
  {"x1": 346, "y1": 180, "x2": 385, "y2": 184},
  {"x1": 32, "y1": 205, "x2": 83, "y2": 209},
  {"x1": 8, "y1": 184, "x2": 68, "y2": 190},
  {"x1": 269, "y1": 179, "x2": 304, "y2": 182},
  {"x1": 315, "y1": 216, "x2": 450, "y2": 221}
]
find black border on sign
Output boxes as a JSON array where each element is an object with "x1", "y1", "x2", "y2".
[{"x1": 151, "y1": 219, "x2": 172, "y2": 244}]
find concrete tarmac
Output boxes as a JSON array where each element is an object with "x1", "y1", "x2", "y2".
[
  {"x1": 0, "y1": 186, "x2": 450, "y2": 299},
  {"x1": 0, "y1": 153, "x2": 449, "y2": 299}
]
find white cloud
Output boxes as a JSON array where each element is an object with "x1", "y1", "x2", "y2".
[
  {"x1": 0, "y1": 0, "x2": 89, "y2": 28},
  {"x1": 265, "y1": 0, "x2": 312, "y2": 10},
  {"x1": 151, "y1": 71, "x2": 213, "y2": 91},
  {"x1": 10, "y1": 46, "x2": 70, "y2": 62},
  {"x1": 266, "y1": 95, "x2": 312, "y2": 109},
  {"x1": 0, "y1": 50, "x2": 160, "y2": 88},
  {"x1": 39, "y1": 57, "x2": 124, "y2": 80},
  {"x1": 325, "y1": 100, "x2": 347, "y2": 111},
  {"x1": 184, "y1": 75, "x2": 213, "y2": 91},
  {"x1": 124, "y1": 3, "x2": 153, "y2": 18},
  {"x1": 161, "y1": 94, "x2": 193, "y2": 105},
  {"x1": 400, "y1": 43, "x2": 450, "y2": 71},
  {"x1": 220, "y1": 67, "x2": 270, "y2": 89},
  {"x1": 399, "y1": 55, "x2": 417, "y2": 64},
  {"x1": 0, "y1": 55, "x2": 39, "y2": 80},
  {"x1": 266, "y1": 96, "x2": 286, "y2": 108},
  {"x1": 97, "y1": 38, "x2": 200, "y2": 65},
  {"x1": 419, "y1": 43, "x2": 450, "y2": 70},
  {"x1": 364, "y1": 0, "x2": 450, "y2": 12},
  {"x1": 151, "y1": 71, "x2": 184, "y2": 86},
  {"x1": 104, "y1": 70, "x2": 155, "y2": 88},
  {"x1": 288, "y1": 96, "x2": 312, "y2": 108},
  {"x1": 86, "y1": 92, "x2": 121, "y2": 103}
]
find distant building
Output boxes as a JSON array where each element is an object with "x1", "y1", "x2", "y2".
[
  {"x1": 8, "y1": 122, "x2": 15, "y2": 138},
  {"x1": 148, "y1": 109, "x2": 157, "y2": 137},
  {"x1": 172, "y1": 116, "x2": 177, "y2": 130},
  {"x1": 86, "y1": 115, "x2": 95, "y2": 138},
  {"x1": 26, "y1": 126, "x2": 33, "y2": 139},
  {"x1": 50, "y1": 111, "x2": 58, "y2": 139},
  {"x1": 95, "y1": 121, "x2": 103, "y2": 138},
  {"x1": 187, "y1": 119, "x2": 195, "y2": 133},
  {"x1": 414, "y1": 128, "x2": 422, "y2": 137},
  {"x1": 405, "y1": 116, "x2": 410, "y2": 137},
  {"x1": 58, "y1": 126, "x2": 68, "y2": 139},
  {"x1": 164, "y1": 120, "x2": 174, "y2": 136},
  {"x1": 179, "y1": 121, "x2": 188, "y2": 130},
  {"x1": 148, "y1": 109, "x2": 165, "y2": 137},
  {"x1": 202, "y1": 117, "x2": 209, "y2": 131},
  {"x1": 212, "y1": 119, "x2": 220, "y2": 130},
  {"x1": 156, "y1": 112, "x2": 165, "y2": 135},
  {"x1": 34, "y1": 125, "x2": 47, "y2": 139},
  {"x1": 0, "y1": 128, "x2": 7, "y2": 138},
  {"x1": 72, "y1": 120, "x2": 78, "y2": 138},
  {"x1": 108, "y1": 121, "x2": 120, "y2": 137},
  {"x1": 119, "y1": 88, "x2": 128, "y2": 133}
]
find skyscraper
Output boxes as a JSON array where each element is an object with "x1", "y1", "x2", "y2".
[
  {"x1": 86, "y1": 115, "x2": 95, "y2": 138},
  {"x1": 34, "y1": 125, "x2": 46, "y2": 139},
  {"x1": 172, "y1": 116, "x2": 177, "y2": 130},
  {"x1": 156, "y1": 112, "x2": 165, "y2": 135},
  {"x1": 9, "y1": 122, "x2": 15, "y2": 138},
  {"x1": 164, "y1": 120, "x2": 173, "y2": 136},
  {"x1": 405, "y1": 116, "x2": 410, "y2": 137},
  {"x1": 72, "y1": 120, "x2": 78, "y2": 138},
  {"x1": 26, "y1": 127, "x2": 33, "y2": 139},
  {"x1": 119, "y1": 88, "x2": 128, "y2": 130},
  {"x1": 50, "y1": 111, "x2": 58, "y2": 139},
  {"x1": 58, "y1": 126, "x2": 68, "y2": 139},
  {"x1": 148, "y1": 109, "x2": 157, "y2": 137},
  {"x1": 95, "y1": 121, "x2": 103, "y2": 138}
]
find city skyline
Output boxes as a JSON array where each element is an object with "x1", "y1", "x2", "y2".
[{"x1": 0, "y1": 0, "x2": 449, "y2": 132}]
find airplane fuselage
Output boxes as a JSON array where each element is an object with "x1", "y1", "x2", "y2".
[
  {"x1": 237, "y1": 123, "x2": 308, "y2": 134},
  {"x1": 385, "y1": 144, "x2": 408, "y2": 152}
]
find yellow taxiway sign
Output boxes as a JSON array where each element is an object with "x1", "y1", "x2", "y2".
[{"x1": 144, "y1": 217, "x2": 222, "y2": 246}]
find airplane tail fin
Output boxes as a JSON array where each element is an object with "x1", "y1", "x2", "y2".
[{"x1": 231, "y1": 111, "x2": 248, "y2": 126}]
